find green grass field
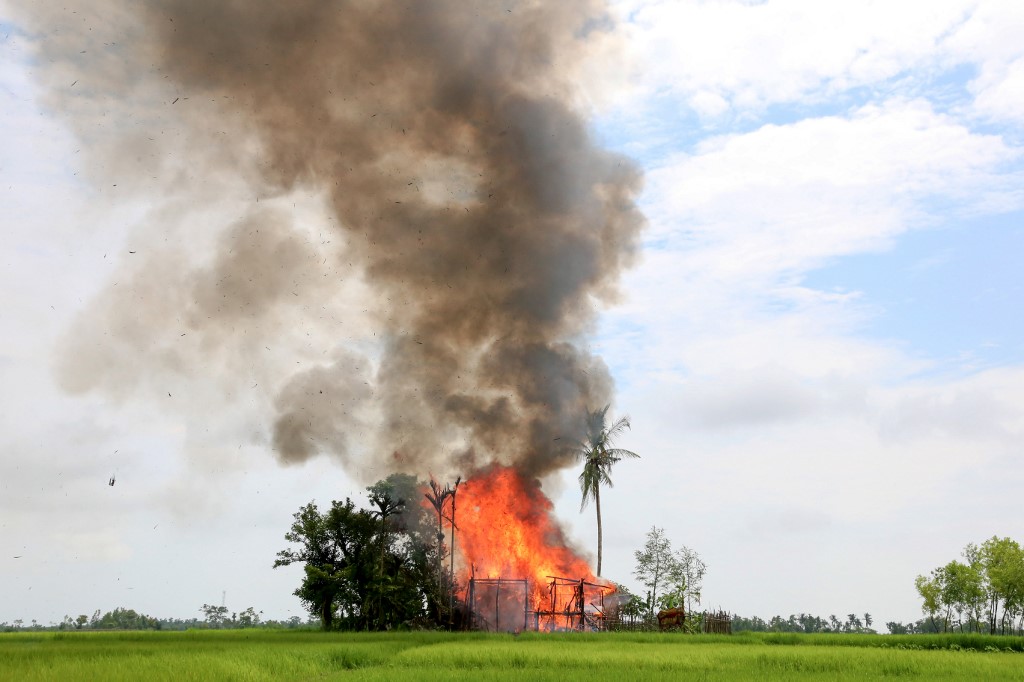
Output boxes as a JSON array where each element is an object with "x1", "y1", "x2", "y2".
[{"x1": 3, "y1": 630, "x2": 1024, "y2": 681}]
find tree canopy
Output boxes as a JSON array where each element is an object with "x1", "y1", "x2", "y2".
[
  {"x1": 916, "y1": 536, "x2": 1024, "y2": 634},
  {"x1": 273, "y1": 475, "x2": 444, "y2": 630}
]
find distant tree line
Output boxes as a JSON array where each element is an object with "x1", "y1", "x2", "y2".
[
  {"x1": 730, "y1": 613, "x2": 878, "y2": 634},
  {"x1": 729, "y1": 614, "x2": 962, "y2": 635},
  {"x1": 914, "y1": 536, "x2": 1024, "y2": 635},
  {"x1": 1, "y1": 607, "x2": 316, "y2": 632}
]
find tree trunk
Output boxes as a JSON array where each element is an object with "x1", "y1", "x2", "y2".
[
  {"x1": 321, "y1": 599, "x2": 333, "y2": 631},
  {"x1": 437, "y1": 513, "x2": 444, "y2": 619},
  {"x1": 449, "y1": 494, "x2": 456, "y2": 626},
  {"x1": 595, "y1": 483, "x2": 603, "y2": 577}
]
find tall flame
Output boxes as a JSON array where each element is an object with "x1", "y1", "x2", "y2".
[{"x1": 451, "y1": 465, "x2": 607, "y2": 615}]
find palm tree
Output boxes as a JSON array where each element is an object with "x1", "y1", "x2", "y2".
[{"x1": 577, "y1": 404, "x2": 639, "y2": 577}]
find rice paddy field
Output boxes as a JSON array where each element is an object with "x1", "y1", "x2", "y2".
[{"x1": 3, "y1": 630, "x2": 1024, "y2": 681}]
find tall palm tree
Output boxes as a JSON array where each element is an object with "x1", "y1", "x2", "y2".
[{"x1": 577, "y1": 404, "x2": 639, "y2": 577}]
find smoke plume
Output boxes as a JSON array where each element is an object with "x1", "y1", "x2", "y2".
[{"x1": 25, "y1": 1, "x2": 644, "y2": 480}]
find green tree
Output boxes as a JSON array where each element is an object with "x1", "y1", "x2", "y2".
[
  {"x1": 276, "y1": 486, "x2": 440, "y2": 631},
  {"x1": 938, "y1": 560, "x2": 985, "y2": 632},
  {"x1": 801, "y1": 614, "x2": 828, "y2": 633},
  {"x1": 915, "y1": 573, "x2": 942, "y2": 632},
  {"x1": 423, "y1": 480, "x2": 454, "y2": 618},
  {"x1": 577, "y1": 404, "x2": 638, "y2": 576},
  {"x1": 666, "y1": 545, "x2": 706, "y2": 613},
  {"x1": 886, "y1": 621, "x2": 913, "y2": 634},
  {"x1": 273, "y1": 499, "x2": 370, "y2": 630},
  {"x1": 608, "y1": 587, "x2": 646, "y2": 628},
  {"x1": 92, "y1": 608, "x2": 155, "y2": 630},
  {"x1": 961, "y1": 543, "x2": 989, "y2": 632},
  {"x1": 199, "y1": 604, "x2": 229, "y2": 629},
  {"x1": 367, "y1": 480, "x2": 406, "y2": 574},
  {"x1": 978, "y1": 536, "x2": 1024, "y2": 634},
  {"x1": 421, "y1": 476, "x2": 463, "y2": 624},
  {"x1": 633, "y1": 526, "x2": 674, "y2": 619},
  {"x1": 236, "y1": 607, "x2": 262, "y2": 628}
]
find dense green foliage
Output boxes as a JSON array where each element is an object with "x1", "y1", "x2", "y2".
[
  {"x1": 3, "y1": 630, "x2": 1024, "y2": 681},
  {"x1": 273, "y1": 474, "x2": 446, "y2": 631},
  {"x1": 915, "y1": 536, "x2": 1024, "y2": 634}
]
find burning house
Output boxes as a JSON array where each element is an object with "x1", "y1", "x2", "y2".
[{"x1": 447, "y1": 466, "x2": 615, "y2": 631}]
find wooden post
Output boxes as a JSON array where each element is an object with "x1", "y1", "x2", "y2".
[
  {"x1": 523, "y1": 579, "x2": 529, "y2": 632},
  {"x1": 447, "y1": 477, "x2": 460, "y2": 628},
  {"x1": 495, "y1": 581, "x2": 500, "y2": 632}
]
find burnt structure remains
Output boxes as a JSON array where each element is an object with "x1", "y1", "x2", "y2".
[{"x1": 465, "y1": 575, "x2": 613, "y2": 632}]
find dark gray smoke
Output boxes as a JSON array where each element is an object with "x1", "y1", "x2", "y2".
[{"x1": 24, "y1": 1, "x2": 644, "y2": 480}]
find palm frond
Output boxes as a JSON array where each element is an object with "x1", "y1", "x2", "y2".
[
  {"x1": 577, "y1": 404, "x2": 638, "y2": 512},
  {"x1": 605, "y1": 447, "x2": 640, "y2": 460},
  {"x1": 603, "y1": 415, "x2": 631, "y2": 444}
]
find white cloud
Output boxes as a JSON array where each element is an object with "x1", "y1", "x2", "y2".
[
  {"x1": 613, "y1": 0, "x2": 1024, "y2": 129},
  {"x1": 639, "y1": 98, "x2": 1020, "y2": 289},
  {"x1": 969, "y1": 57, "x2": 1024, "y2": 124},
  {"x1": 943, "y1": 0, "x2": 1024, "y2": 63},
  {"x1": 594, "y1": 97, "x2": 1019, "y2": 406},
  {"x1": 943, "y1": 0, "x2": 1024, "y2": 125},
  {"x1": 615, "y1": 0, "x2": 974, "y2": 115}
]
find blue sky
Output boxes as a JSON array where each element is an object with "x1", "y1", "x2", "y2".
[
  {"x1": 3, "y1": 0, "x2": 1024, "y2": 629},
  {"x1": 804, "y1": 214, "x2": 1024, "y2": 371},
  {"x1": 589, "y1": 24, "x2": 1024, "y2": 376},
  {"x1": 587, "y1": 0, "x2": 1024, "y2": 389}
]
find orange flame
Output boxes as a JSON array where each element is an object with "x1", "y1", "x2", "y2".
[{"x1": 450, "y1": 464, "x2": 607, "y2": 611}]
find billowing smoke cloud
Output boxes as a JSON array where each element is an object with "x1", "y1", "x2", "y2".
[{"x1": 23, "y1": 1, "x2": 643, "y2": 480}]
